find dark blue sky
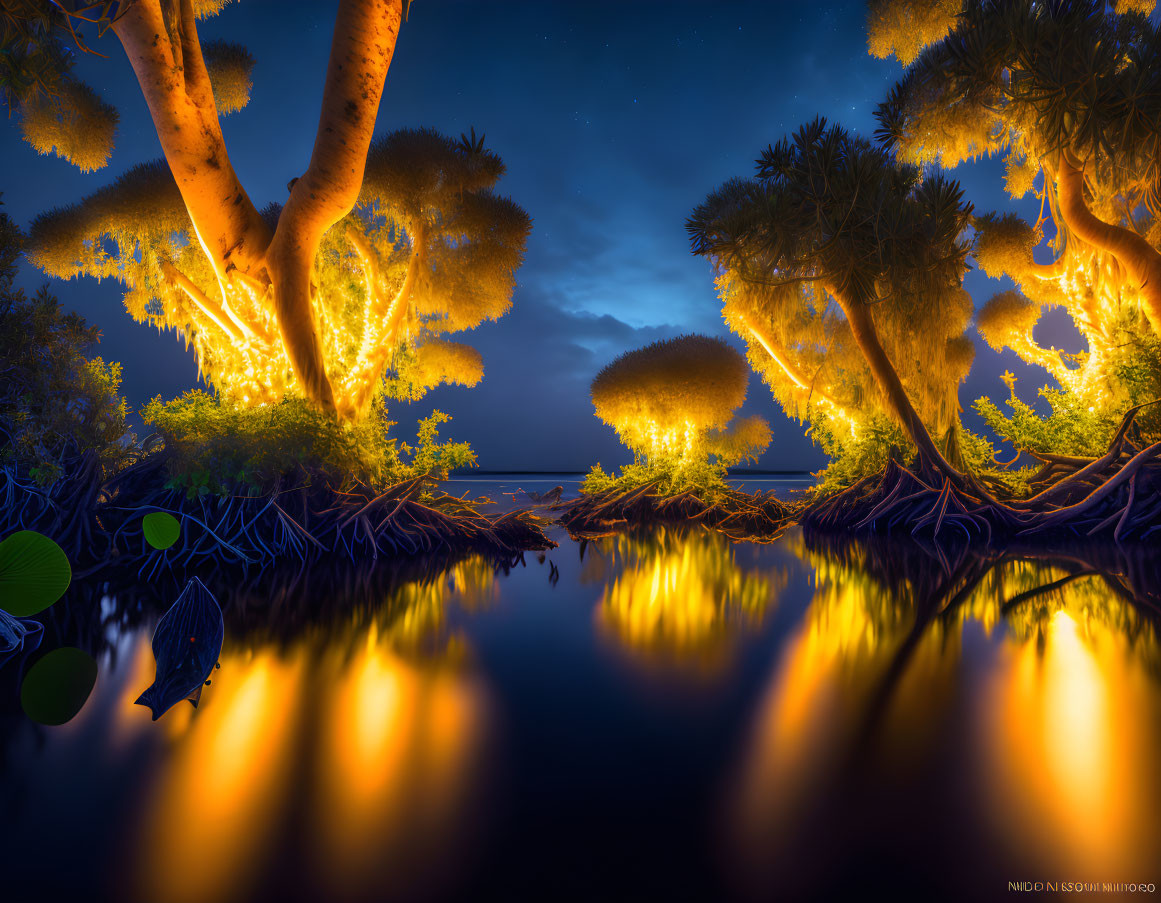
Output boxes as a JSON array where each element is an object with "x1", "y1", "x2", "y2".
[{"x1": 2, "y1": 0, "x2": 1057, "y2": 471}]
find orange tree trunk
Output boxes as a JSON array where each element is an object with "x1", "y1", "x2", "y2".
[
  {"x1": 265, "y1": 0, "x2": 403, "y2": 413},
  {"x1": 1056, "y1": 151, "x2": 1161, "y2": 339},
  {"x1": 113, "y1": 0, "x2": 270, "y2": 279},
  {"x1": 829, "y1": 283, "x2": 961, "y2": 476},
  {"x1": 115, "y1": 0, "x2": 404, "y2": 414}
]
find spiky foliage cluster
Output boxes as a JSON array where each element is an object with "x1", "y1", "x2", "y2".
[
  {"x1": 0, "y1": 199, "x2": 133, "y2": 485},
  {"x1": 866, "y1": 0, "x2": 960, "y2": 65},
  {"x1": 142, "y1": 392, "x2": 475, "y2": 497},
  {"x1": 586, "y1": 334, "x2": 771, "y2": 493},
  {"x1": 876, "y1": 0, "x2": 1161, "y2": 458},
  {"x1": 688, "y1": 119, "x2": 979, "y2": 490},
  {"x1": 1, "y1": 0, "x2": 240, "y2": 171},
  {"x1": 26, "y1": 128, "x2": 529, "y2": 419},
  {"x1": 202, "y1": 40, "x2": 254, "y2": 115}
]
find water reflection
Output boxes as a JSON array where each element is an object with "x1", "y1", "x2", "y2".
[
  {"x1": 982, "y1": 568, "x2": 1161, "y2": 880},
  {"x1": 585, "y1": 527, "x2": 787, "y2": 673},
  {"x1": 729, "y1": 535, "x2": 1161, "y2": 899},
  {"x1": 99, "y1": 555, "x2": 498, "y2": 903},
  {"x1": 4, "y1": 514, "x2": 1161, "y2": 902},
  {"x1": 135, "y1": 649, "x2": 306, "y2": 903}
]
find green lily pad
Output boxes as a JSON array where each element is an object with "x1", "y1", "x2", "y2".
[
  {"x1": 143, "y1": 512, "x2": 181, "y2": 550},
  {"x1": 0, "y1": 530, "x2": 72, "y2": 617},
  {"x1": 20, "y1": 647, "x2": 98, "y2": 726}
]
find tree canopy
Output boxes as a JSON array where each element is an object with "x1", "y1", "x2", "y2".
[
  {"x1": 590, "y1": 334, "x2": 771, "y2": 476},
  {"x1": 8, "y1": 1, "x2": 529, "y2": 425},
  {"x1": 688, "y1": 118, "x2": 977, "y2": 482},
  {"x1": 874, "y1": 0, "x2": 1161, "y2": 452}
]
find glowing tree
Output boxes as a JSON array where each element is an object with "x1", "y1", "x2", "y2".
[
  {"x1": 28, "y1": 127, "x2": 530, "y2": 419},
  {"x1": 687, "y1": 119, "x2": 977, "y2": 485},
  {"x1": 589, "y1": 334, "x2": 771, "y2": 483},
  {"x1": 6, "y1": 0, "x2": 528, "y2": 420},
  {"x1": 873, "y1": 0, "x2": 1161, "y2": 440}
]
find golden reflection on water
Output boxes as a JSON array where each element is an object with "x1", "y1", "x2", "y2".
[
  {"x1": 130, "y1": 557, "x2": 495, "y2": 903},
  {"x1": 136, "y1": 649, "x2": 305, "y2": 903},
  {"x1": 731, "y1": 543, "x2": 1161, "y2": 891},
  {"x1": 983, "y1": 578, "x2": 1161, "y2": 878},
  {"x1": 591, "y1": 528, "x2": 786, "y2": 673},
  {"x1": 734, "y1": 540, "x2": 957, "y2": 855}
]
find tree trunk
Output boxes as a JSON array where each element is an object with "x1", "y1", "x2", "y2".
[
  {"x1": 116, "y1": 0, "x2": 405, "y2": 415},
  {"x1": 266, "y1": 0, "x2": 403, "y2": 413},
  {"x1": 1056, "y1": 151, "x2": 1161, "y2": 339},
  {"x1": 112, "y1": 0, "x2": 270, "y2": 279},
  {"x1": 828, "y1": 283, "x2": 960, "y2": 474}
]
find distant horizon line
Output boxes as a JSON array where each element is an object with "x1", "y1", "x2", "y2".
[{"x1": 446, "y1": 469, "x2": 815, "y2": 476}]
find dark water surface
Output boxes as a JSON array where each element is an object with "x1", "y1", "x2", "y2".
[{"x1": 2, "y1": 479, "x2": 1161, "y2": 902}]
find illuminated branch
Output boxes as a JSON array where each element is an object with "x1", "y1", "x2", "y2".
[
  {"x1": 266, "y1": 0, "x2": 404, "y2": 412},
  {"x1": 737, "y1": 313, "x2": 844, "y2": 411},
  {"x1": 382, "y1": 223, "x2": 423, "y2": 345},
  {"x1": 345, "y1": 225, "x2": 424, "y2": 415},
  {"x1": 160, "y1": 259, "x2": 242, "y2": 343},
  {"x1": 1056, "y1": 151, "x2": 1161, "y2": 338}
]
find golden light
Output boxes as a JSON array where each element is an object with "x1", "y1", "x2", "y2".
[
  {"x1": 595, "y1": 529, "x2": 783, "y2": 673},
  {"x1": 980, "y1": 600, "x2": 1161, "y2": 877},
  {"x1": 315, "y1": 626, "x2": 489, "y2": 896},
  {"x1": 133, "y1": 648, "x2": 306, "y2": 903}
]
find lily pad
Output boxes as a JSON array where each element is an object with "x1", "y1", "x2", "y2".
[
  {"x1": 143, "y1": 512, "x2": 181, "y2": 550},
  {"x1": 0, "y1": 530, "x2": 72, "y2": 617},
  {"x1": 20, "y1": 646, "x2": 98, "y2": 725}
]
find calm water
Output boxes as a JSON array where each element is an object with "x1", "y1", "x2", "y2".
[{"x1": 2, "y1": 479, "x2": 1161, "y2": 902}]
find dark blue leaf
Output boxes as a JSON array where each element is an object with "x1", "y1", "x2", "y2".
[{"x1": 135, "y1": 578, "x2": 224, "y2": 721}]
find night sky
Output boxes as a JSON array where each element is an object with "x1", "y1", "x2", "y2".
[{"x1": 2, "y1": 0, "x2": 1060, "y2": 472}]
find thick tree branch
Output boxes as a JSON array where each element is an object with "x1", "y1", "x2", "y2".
[
  {"x1": 112, "y1": 0, "x2": 271, "y2": 280},
  {"x1": 1056, "y1": 151, "x2": 1161, "y2": 338},
  {"x1": 826, "y1": 281, "x2": 955, "y2": 472},
  {"x1": 266, "y1": 0, "x2": 404, "y2": 412}
]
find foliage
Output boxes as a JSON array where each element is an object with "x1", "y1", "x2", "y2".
[
  {"x1": 688, "y1": 118, "x2": 976, "y2": 488},
  {"x1": 0, "y1": 529, "x2": 72, "y2": 618},
  {"x1": 874, "y1": 0, "x2": 1161, "y2": 483},
  {"x1": 1, "y1": 0, "x2": 238, "y2": 170},
  {"x1": 141, "y1": 391, "x2": 475, "y2": 498},
  {"x1": 142, "y1": 511, "x2": 181, "y2": 550},
  {"x1": 0, "y1": 200, "x2": 134, "y2": 485},
  {"x1": 28, "y1": 127, "x2": 530, "y2": 419},
  {"x1": 20, "y1": 645, "x2": 98, "y2": 726},
  {"x1": 809, "y1": 412, "x2": 911, "y2": 495},
  {"x1": 399, "y1": 410, "x2": 477, "y2": 482},
  {"x1": 866, "y1": 0, "x2": 960, "y2": 66},
  {"x1": 585, "y1": 334, "x2": 770, "y2": 496},
  {"x1": 202, "y1": 40, "x2": 254, "y2": 115}
]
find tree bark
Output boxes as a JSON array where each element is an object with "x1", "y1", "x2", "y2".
[
  {"x1": 112, "y1": 0, "x2": 271, "y2": 280},
  {"x1": 828, "y1": 282, "x2": 959, "y2": 474},
  {"x1": 266, "y1": 0, "x2": 404, "y2": 412},
  {"x1": 1056, "y1": 151, "x2": 1161, "y2": 339}
]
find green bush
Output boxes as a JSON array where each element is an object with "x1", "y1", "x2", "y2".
[
  {"x1": 0, "y1": 198, "x2": 134, "y2": 484},
  {"x1": 141, "y1": 391, "x2": 475, "y2": 497}
]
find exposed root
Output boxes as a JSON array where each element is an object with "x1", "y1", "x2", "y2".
[
  {"x1": 7, "y1": 451, "x2": 553, "y2": 577},
  {"x1": 552, "y1": 480, "x2": 798, "y2": 542},
  {"x1": 0, "y1": 450, "x2": 105, "y2": 563},
  {"x1": 805, "y1": 402, "x2": 1161, "y2": 543},
  {"x1": 804, "y1": 456, "x2": 1014, "y2": 542}
]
